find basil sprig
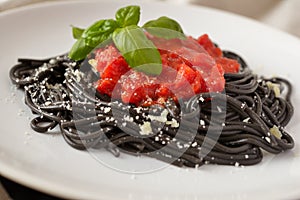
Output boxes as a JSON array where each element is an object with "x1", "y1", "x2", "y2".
[
  {"x1": 113, "y1": 25, "x2": 162, "y2": 75},
  {"x1": 69, "y1": 19, "x2": 119, "y2": 61},
  {"x1": 143, "y1": 16, "x2": 185, "y2": 40},
  {"x1": 143, "y1": 16, "x2": 183, "y2": 34},
  {"x1": 68, "y1": 5, "x2": 184, "y2": 75},
  {"x1": 115, "y1": 5, "x2": 140, "y2": 27},
  {"x1": 71, "y1": 26, "x2": 84, "y2": 39}
]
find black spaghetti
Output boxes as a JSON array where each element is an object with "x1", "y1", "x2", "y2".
[{"x1": 9, "y1": 49, "x2": 294, "y2": 168}]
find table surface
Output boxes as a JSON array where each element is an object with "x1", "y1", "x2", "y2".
[{"x1": 1, "y1": 0, "x2": 300, "y2": 199}]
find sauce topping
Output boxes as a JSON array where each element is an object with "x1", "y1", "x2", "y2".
[{"x1": 94, "y1": 34, "x2": 240, "y2": 106}]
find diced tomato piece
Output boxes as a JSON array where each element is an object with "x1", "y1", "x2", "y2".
[
  {"x1": 193, "y1": 70, "x2": 206, "y2": 94},
  {"x1": 162, "y1": 63, "x2": 197, "y2": 98},
  {"x1": 216, "y1": 57, "x2": 240, "y2": 73},
  {"x1": 193, "y1": 63, "x2": 225, "y2": 93},
  {"x1": 100, "y1": 56, "x2": 130, "y2": 79},
  {"x1": 197, "y1": 34, "x2": 222, "y2": 58},
  {"x1": 96, "y1": 78, "x2": 118, "y2": 97},
  {"x1": 150, "y1": 35, "x2": 208, "y2": 55},
  {"x1": 95, "y1": 46, "x2": 130, "y2": 98},
  {"x1": 206, "y1": 64, "x2": 225, "y2": 92},
  {"x1": 155, "y1": 86, "x2": 171, "y2": 100},
  {"x1": 120, "y1": 71, "x2": 159, "y2": 105},
  {"x1": 95, "y1": 45, "x2": 121, "y2": 73},
  {"x1": 122, "y1": 85, "x2": 146, "y2": 105},
  {"x1": 198, "y1": 34, "x2": 240, "y2": 73}
]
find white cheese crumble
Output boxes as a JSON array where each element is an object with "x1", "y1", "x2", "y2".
[
  {"x1": 266, "y1": 81, "x2": 281, "y2": 97},
  {"x1": 200, "y1": 120, "x2": 205, "y2": 126},
  {"x1": 148, "y1": 109, "x2": 168, "y2": 123},
  {"x1": 124, "y1": 115, "x2": 134, "y2": 122},
  {"x1": 139, "y1": 122, "x2": 152, "y2": 135},
  {"x1": 49, "y1": 59, "x2": 57, "y2": 65},
  {"x1": 191, "y1": 142, "x2": 197, "y2": 147},
  {"x1": 88, "y1": 59, "x2": 98, "y2": 69},
  {"x1": 243, "y1": 117, "x2": 250, "y2": 123},
  {"x1": 216, "y1": 106, "x2": 222, "y2": 113},
  {"x1": 44, "y1": 101, "x2": 51, "y2": 106},
  {"x1": 176, "y1": 142, "x2": 183, "y2": 149},
  {"x1": 74, "y1": 69, "x2": 83, "y2": 82},
  {"x1": 199, "y1": 96, "x2": 205, "y2": 102},
  {"x1": 134, "y1": 107, "x2": 143, "y2": 113},
  {"x1": 265, "y1": 137, "x2": 271, "y2": 143},
  {"x1": 166, "y1": 118, "x2": 180, "y2": 128},
  {"x1": 103, "y1": 107, "x2": 111, "y2": 113},
  {"x1": 241, "y1": 103, "x2": 246, "y2": 109},
  {"x1": 270, "y1": 125, "x2": 282, "y2": 139}
]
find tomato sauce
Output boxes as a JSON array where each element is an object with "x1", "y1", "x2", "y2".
[{"x1": 94, "y1": 34, "x2": 240, "y2": 106}]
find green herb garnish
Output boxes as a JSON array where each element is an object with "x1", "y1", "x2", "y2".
[
  {"x1": 115, "y1": 5, "x2": 140, "y2": 27},
  {"x1": 143, "y1": 16, "x2": 185, "y2": 39},
  {"x1": 68, "y1": 5, "x2": 184, "y2": 75},
  {"x1": 71, "y1": 26, "x2": 84, "y2": 39},
  {"x1": 113, "y1": 25, "x2": 162, "y2": 75}
]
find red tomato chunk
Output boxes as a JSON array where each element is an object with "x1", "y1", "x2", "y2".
[{"x1": 94, "y1": 34, "x2": 240, "y2": 106}]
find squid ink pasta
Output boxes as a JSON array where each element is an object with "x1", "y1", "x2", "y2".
[
  {"x1": 9, "y1": 49, "x2": 295, "y2": 168},
  {"x1": 8, "y1": 5, "x2": 295, "y2": 168}
]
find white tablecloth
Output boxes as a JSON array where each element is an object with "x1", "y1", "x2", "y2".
[{"x1": 0, "y1": 0, "x2": 299, "y2": 198}]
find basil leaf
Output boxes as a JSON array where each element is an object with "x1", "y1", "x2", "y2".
[
  {"x1": 143, "y1": 16, "x2": 184, "y2": 39},
  {"x1": 71, "y1": 26, "x2": 85, "y2": 39},
  {"x1": 69, "y1": 38, "x2": 94, "y2": 61},
  {"x1": 82, "y1": 19, "x2": 119, "y2": 47},
  {"x1": 112, "y1": 25, "x2": 162, "y2": 75},
  {"x1": 115, "y1": 5, "x2": 140, "y2": 27},
  {"x1": 69, "y1": 19, "x2": 119, "y2": 61},
  {"x1": 144, "y1": 27, "x2": 186, "y2": 40},
  {"x1": 143, "y1": 16, "x2": 183, "y2": 32}
]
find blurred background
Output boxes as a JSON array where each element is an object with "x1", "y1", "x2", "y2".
[
  {"x1": 1, "y1": 0, "x2": 300, "y2": 38},
  {"x1": 190, "y1": 0, "x2": 300, "y2": 38}
]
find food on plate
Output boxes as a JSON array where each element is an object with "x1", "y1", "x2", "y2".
[{"x1": 9, "y1": 5, "x2": 294, "y2": 168}]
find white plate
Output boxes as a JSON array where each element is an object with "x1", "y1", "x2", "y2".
[{"x1": 1, "y1": 0, "x2": 300, "y2": 199}]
